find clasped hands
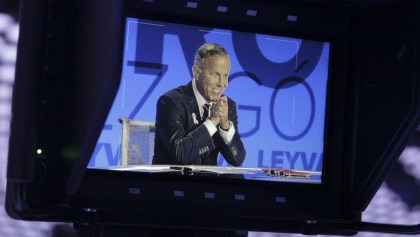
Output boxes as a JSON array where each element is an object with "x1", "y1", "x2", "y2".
[{"x1": 209, "y1": 96, "x2": 230, "y2": 130}]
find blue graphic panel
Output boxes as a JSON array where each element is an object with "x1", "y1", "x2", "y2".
[{"x1": 89, "y1": 17, "x2": 330, "y2": 175}]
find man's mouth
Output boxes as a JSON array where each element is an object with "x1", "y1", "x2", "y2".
[{"x1": 211, "y1": 88, "x2": 221, "y2": 94}]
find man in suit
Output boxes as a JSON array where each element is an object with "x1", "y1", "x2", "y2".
[{"x1": 153, "y1": 43, "x2": 246, "y2": 166}]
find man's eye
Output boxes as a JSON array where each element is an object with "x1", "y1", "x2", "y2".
[{"x1": 210, "y1": 72, "x2": 219, "y2": 78}]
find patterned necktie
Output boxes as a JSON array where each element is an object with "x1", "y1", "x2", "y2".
[{"x1": 202, "y1": 103, "x2": 211, "y2": 121}]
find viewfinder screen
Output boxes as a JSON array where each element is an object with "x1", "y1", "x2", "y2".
[{"x1": 88, "y1": 17, "x2": 330, "y2": 184}]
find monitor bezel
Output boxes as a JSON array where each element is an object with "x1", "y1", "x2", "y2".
[{"x1": 68, "y1": 1, "x2": 353, "y2": 224}]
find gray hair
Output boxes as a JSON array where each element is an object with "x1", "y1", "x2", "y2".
[{"x1": 194, "y1": 43, "x2": 228, "y2": 68}]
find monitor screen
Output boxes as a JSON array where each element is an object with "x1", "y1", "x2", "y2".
[{"x1": 87, "y1": 16, "x2": 330, "y2": 184}]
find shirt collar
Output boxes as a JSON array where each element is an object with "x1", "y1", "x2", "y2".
[{"x1": 192, "y1": 79, "x2": 212, "y2": 116}]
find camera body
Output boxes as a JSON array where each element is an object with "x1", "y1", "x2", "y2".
[{"x1": 6, "y1": 0, "x2": 420, "y2": 235}]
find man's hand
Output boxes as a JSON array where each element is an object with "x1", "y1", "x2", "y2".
[{"x1": 209, "y1": 96, "x2": 230, "y2": 129}]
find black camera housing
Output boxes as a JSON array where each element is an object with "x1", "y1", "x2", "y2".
[{"x1": 6, "y1": 0, "x2": 420, "y2": 235}]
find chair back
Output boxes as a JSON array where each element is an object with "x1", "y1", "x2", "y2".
[{"x1": 119, "y1": 117, "x2": 155, "y2": 166}]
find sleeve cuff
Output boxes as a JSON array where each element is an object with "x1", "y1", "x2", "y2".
[
  {"x1": 203, "y1": 119, "x2": 218, "y2": 136},
  {"x1": 219, "y1": 121, "x2": 235, "y2": 144}
]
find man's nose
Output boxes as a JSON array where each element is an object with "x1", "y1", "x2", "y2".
[{"x1": 216, "y1": 77, "x2": 225, "y2": 87}]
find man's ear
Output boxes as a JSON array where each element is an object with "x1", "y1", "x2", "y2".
[{"x1": 192, "y1": 65, "x2": 199, "y2": 79}]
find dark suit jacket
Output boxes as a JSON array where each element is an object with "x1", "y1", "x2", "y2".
[{"x1": 152, "y1": 82, "x2": 246, "y2": 166}]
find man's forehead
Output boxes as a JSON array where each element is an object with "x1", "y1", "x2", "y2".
[{"x1": 203, "y1": 55, "x2": 230, "y2": 66}]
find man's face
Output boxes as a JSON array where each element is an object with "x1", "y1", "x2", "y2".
[{"x1": 193, "y1": 55, "x2": 230, "y2": 102}]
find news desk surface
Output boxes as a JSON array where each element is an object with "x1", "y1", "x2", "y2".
[{"x1": 104, "y1": 165, "x2": 322, "y2": 183}]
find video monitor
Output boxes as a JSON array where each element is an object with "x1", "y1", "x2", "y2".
[
  {"x1": 87, "y1": 16, "x2": 330, "y2": 184},
  {"x1": 8, "y1": 1, "x2": 420, "y2": 234}
]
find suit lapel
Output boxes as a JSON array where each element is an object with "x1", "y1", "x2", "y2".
[{"x1": 184, "y1": 82, "x2": 201, "y2": 126}]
